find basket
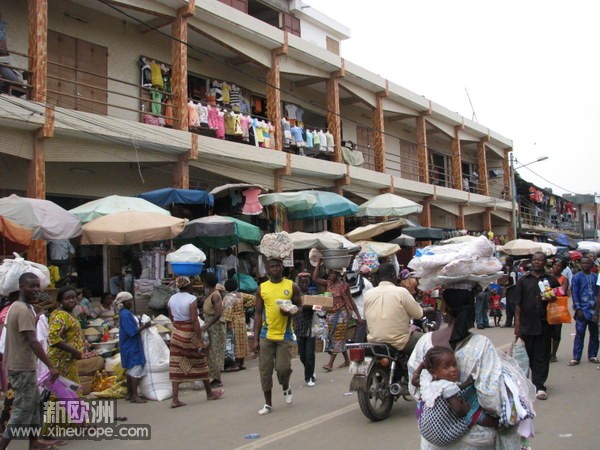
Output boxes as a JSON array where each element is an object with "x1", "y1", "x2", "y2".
[
  {"x1": 79, "y1": 375, "x2": 94, "y2": 396},
  {"x1": 170, "y1": 262, "x2": 205, "y2": 276},
  {"x1": 321, "y1": 255, "x2": 353, "y2": 270},
  {"x1": 321, "y1": 249, "x2": 350, "y2": 257}
]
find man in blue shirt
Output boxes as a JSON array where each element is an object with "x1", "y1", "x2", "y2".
[{"x1": 568, "y1": 256, "x2": 599, "y2": 366}]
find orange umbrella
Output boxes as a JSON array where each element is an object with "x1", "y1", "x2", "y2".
[{"x1": 0, "y1": 216, "x2": 33, "y2": 255}]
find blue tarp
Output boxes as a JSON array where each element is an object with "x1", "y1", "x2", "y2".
[{"x1": 138, "y1": 188, "x2": 214, "y2": 207}]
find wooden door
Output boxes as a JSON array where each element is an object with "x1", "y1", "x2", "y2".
[
  {"x1": 76, "y1": 39, "x2": 108, "y2": 115},
  {"x1": 47, "y1": 31, "x2": 77, "y2": 110},
  {"x1": 356, "y1": 126, "x2": 375, "y2": 170},
  {"x1": 47, "y1": 31, "x2": 108, "y2": 115}
]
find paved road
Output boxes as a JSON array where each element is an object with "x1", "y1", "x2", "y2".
[{"x1": 13, "y1": 320, "x2": 598, "y2": 449}]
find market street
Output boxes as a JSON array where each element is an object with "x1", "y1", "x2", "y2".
[{"x1": 15, "y1": 321, "x2": 588, "y2": 450}]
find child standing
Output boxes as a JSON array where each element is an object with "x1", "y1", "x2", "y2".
[
  {"x1": 411, "y1": 346, "x2": 498, "y2": 447},
  {"x1": 489, "y1": 288, "x2": 503, "y2": 327}
]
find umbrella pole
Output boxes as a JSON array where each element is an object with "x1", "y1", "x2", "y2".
[{"x1": 102, "y1": 244, "x2": 109, "y2": 294}]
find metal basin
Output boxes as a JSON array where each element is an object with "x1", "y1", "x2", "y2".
[
  {"x1": 321, "y1": 255, "x2": 353, "y2": 270},
  {"x1": 321, "y1": 248, "x2": 350, "y2": 257}
]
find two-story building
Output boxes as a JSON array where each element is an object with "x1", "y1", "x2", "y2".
[{"x1": 0, "y1": 0, "x2": 516, "y2": 262}]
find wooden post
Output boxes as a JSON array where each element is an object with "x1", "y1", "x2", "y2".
[
  {"x1": 451, "y1": 126, "x2": 463, "y2": 190},
  {"x1": 28, "y1": 0, "x2": 48, "y2": 102},
  {"x1": 171, "y1": 2, "x2": 194, "y2": 188},
  {"x1": 267, "y1": 35, "x2": 287, "y2": 151},
  {"x1": 327, "y1": 60, "x2": 345, "y2": 163},
  {"x1": 273, "y1": 153, "x2": 292, "y2": 193},
  {"x1": 483, "y1": 208, "x2": 493, "y2": 233},
  {"x1": 503, "y1": 148, "x2": 511, "y2": 200},
  {"x1": 421, "y1": 197, "x2": 432, "y2": 227},
  {"x1": 477, "y1": 138, "x2": 489, "y2": 196},
  {"x1": 455, "y1": 205, "x2": 465, "y2": 230},
  {"x1": 416, "y1": 113, "x2": 429, "y2": 184},
  {"x1": 373, "y1": 82, "x2": 389, "y2": 173}
]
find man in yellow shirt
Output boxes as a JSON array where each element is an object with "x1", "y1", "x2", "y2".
[
  {"x1": 253, "y1": 258, "x2": 302, "y2": 415},
  {"x1": 364, "y1": 263, "x2": 424, "y2": 356}
]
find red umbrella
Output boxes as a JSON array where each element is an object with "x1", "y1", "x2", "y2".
[{"x1": 0, "y1": 216, "x2": 33, "y2": 255}]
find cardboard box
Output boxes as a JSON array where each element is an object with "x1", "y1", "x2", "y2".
[{"x1": 301, "y1": 295, "x2": 333, "y2": 308}]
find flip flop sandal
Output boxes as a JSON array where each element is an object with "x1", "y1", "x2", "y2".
[
  {"x1": 589, "y1": 357, "x2": 600, "y2": 363},
  {"x1": 567, "y1": 359, "x2": 580, "y2": 366}
]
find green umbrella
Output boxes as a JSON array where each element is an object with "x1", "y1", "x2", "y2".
[{"x1": 177, "y1": 215, "x2": 261, "y2": 248}]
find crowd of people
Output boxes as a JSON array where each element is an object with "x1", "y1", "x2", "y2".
[{"x1": 0, "y1": 244, "x2": 598, "y2": 449}]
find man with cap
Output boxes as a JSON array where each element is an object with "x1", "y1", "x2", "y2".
[
  {"x1": 253, "y1": 258, "x2": 302, "y2": 415},
  {"x1": 116, "y1": 291, "x2": 152, "y2": 403}
]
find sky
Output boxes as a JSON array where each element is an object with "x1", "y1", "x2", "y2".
[{"x1": 307, "y1": 0, "x2": 600, "y2": 196}]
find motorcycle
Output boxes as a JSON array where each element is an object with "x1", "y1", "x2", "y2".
[{"x1": 346, "y1": 316, "x2": 434, "y2": 421}]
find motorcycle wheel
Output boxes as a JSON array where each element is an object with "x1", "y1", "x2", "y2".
[{"x1": 357, "y1": 364, "x2": 393, "y2": 421}]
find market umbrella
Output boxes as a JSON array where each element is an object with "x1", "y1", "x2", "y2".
[
  {"x1": 259, "y1": 192, "x2": 317, "y2": 212},
  {"x1": 288, "y1": 231, "x2": 344, "y2": 250},
  {"x1": 138, "y1": 188, "x2": 214, "y2": 208},
  {"x1": 498, "y1": 239, "x2": 557, "y2": 256},
  {"x1": 0, "y1": 216, "x2": 33, "y2": 254},
  {"x1": 287, "y1": 191, "x2": 359, "y2": 220},
  {"x1": 576, "y1": 241, "x2": 600, "y2": 255},
  {"x1": 70, "y1": 195, "x2": 170, "y2": 223},
  {"x1": 402, "y1": 226, "x2": 446, "y2": 241},
  {"x1": 81, "y1": 211, "x2": 186, "y2": 245},
  {"x1": 390, "y1": 234, "x2": 416, "y2": 247},
  {"x1": 357, "y1": 193, "x2": 423, "y2": 217},
  {"x1": 546, "y1": 232, "x2": 578, "y2": 250},
  {"x1": 0, "y1": 194, "x2": 81, "y2": 240},
  {"x1": 346, "y1": 219, "x2": 414, "y2": 242},
  {"x1": 354, "y1": 240, "x2": 401, "y2": 257},
  {"x1": 177, "y1": 215, "x2": 261, "y2": 248}
]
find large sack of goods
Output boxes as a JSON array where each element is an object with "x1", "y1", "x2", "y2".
[
  {"x1": 0, "y1": 254, "x2": 51, "y2": 295},
  {"x1": 408, "y1": 235, "x2": 503, "y2": 291},
  {"x1": 166, "y1": 244, "x2": 207, "y2": 263},
  {"x1": 260, "y1": 232, "x2": 294, "y2": 260},
  {"x1": 140, "y1": 317, "x2": 172, "y2": 401}
]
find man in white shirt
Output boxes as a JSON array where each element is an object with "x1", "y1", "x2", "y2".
[
  {"x1": 220, "y1": 247, "x2": 239, "y2": 272},
  {"x1": 364, "y1": 263, "x2": 424, "y2": 355}
]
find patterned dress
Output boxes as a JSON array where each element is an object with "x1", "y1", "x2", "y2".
[
  {"x1": 223, "y1": 292, "x2": 255, "y2": 359},
  {"x1": 204, "y1": 291, "x2": 226, "y2": 380},
  {"x1": 325, "y1": 280, "x2": 351, "y2": 354},
  {"x1": 48, "y1": 310, "x2": 85, "y2": 383}
]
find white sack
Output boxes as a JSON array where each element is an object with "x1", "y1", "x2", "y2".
[
  {"x1": 140, "y1": 371, "x2": 172, "y2": 401},
  {"x1": 0, "y1": 255, "x2": 51, "y2": 296},
  {"x1": 166, "y1": 244, "x2": 206, "y2": 263}
]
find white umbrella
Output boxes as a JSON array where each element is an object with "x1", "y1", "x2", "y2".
[
  {"x1": 357, "y1": 193, "x2": 423, "y2": 217},
  {"x1": 209, "y1": 183, "x2": 267, "y2": 196},
  {"x1": 498, "y1": 239, "x2": 557, "y2": 256},
  {"x1": 70, "y1": 195, "x2": 170, "y2": 223},
  {"x1": 259, "y1": 192, "x2": 317, "y2": 212},
  {"x1": 346, "y1": 219, "x2": 414, "y2": 242},
  {"x1": 288, "y1": 231, "x2": 343, "y2": 250},
  {"x1": 0, "y1": 194, "x2": 81, "y2": 240}
]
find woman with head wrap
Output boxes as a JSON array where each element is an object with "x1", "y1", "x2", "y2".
[
  {"x1": 202, "y1": 273, "x2": 227, "y2": 388},
  {"x1": 167, "y1": 277, "x2": 224, "y2": 408},
  {"x1": 399, "y1": 269, "x2": 419, "y2": 297},
  {"x1": 408, "y1": 286, "x2": 524, "y2": 449},
  {"x1": 222, "y1": 278, "x2": 255, "y2": 371},
  {"x1": 116, "y1": 291, "x2": 152, "y2": 403},
  {"x1": 313, "y1": 262, "x2": 363, "y2": 372}
]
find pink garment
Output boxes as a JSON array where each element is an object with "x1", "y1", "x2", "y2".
[
  {"x1": 207, "y1": 105, "x2": 219, "y2": 129},
  {"x1": 241, "y1": 188, "x2": 263, "y2": 215},
  {"x1": 215, "y1": 111, "x2": 225, "y2": 139},
  {"x1": 240, "y1": 115, "x2": 250, "y2": 141}
]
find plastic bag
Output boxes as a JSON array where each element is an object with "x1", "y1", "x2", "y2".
[
  {"x1": 140, "y1": 370, "x2": 172, "y2": 401},
  {"x1": 0, "y1": 255, "x2": 51, "y2": 296},
  {"x1": 148, "y1": 284, "x2": 175, "y2": 310},
  {"x1": 511, "y1": 338, "x2": 530, "y2": 377},
  {"x1": 142, "y1": 325, "x2": 170, "y2": 372},
  {"x1": 546, "y1": 296, "x2": 571, "y2": 325},
  {"x1": 311, "y1": 311, "x2": 326, "y2": 338}
]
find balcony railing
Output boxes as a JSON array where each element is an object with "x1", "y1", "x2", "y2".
[{"x1": 519, "y1": 202, "x2": 578, "y2": 232}]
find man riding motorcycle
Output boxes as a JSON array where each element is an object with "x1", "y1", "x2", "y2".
[{"x1": 363, "y1": 263, "x2": 426, "y2": 356}]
